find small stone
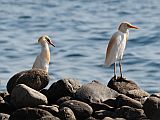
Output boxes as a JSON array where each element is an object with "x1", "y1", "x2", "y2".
[
  {"x1": 47, "y1": 78, "x2": 81, "y2": 103},
  {"x1": 93, "y1": 110, "x2": 116, "y2": 119},
  {"x1": 7, "y1": 69, "x2": 50, "y2": 94},
  {"x1": 143, "y1": 96, "x2": 160, "y2": 118},
  {"x1": 9, "y1": 107, "x2": 54, "y2": 120},
  {"x1": 85, "y1": 117, "x2": 97, "y2": 120},
  {"x1": 115, "y1": 94, "x2": 143, "y2": 109},
  {"x1": 60, "y1": 100, "x2": 93, "y2": 120},
  {"x1": 0, "y1": 91, "x2": 9, "y2": 98},
  {"x1": 0, "y1": 113, "x2": 10, "y2": 120},
  {"x1": 59, "y1": 107, "x2": 76, "y2": 120},
  {"x1": 102, "y1": 117, "x2": 126, "y2": 120},
  {"x1": 75, "y1": 80, "x2": 119, "y2": 103},
  {"x1": 11, "y1": 84, "x2": 48, "y2": 108}
]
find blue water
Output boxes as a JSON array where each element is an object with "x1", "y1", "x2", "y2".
[{"x1": 0, "y1": 0, "x2": 160, "y2": 93}]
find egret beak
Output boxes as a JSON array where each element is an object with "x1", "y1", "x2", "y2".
[
  {"x1": 49, "y1": 41, "x2": 55, "y2": 47},
  {"x1": 128, "y1": 24, "x2": 139, "y2": 29}
]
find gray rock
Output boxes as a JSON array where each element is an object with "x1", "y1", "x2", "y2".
[
  {"x1": 59, "y1": 107, "x2": 76, "y2": 120},
  {"x1": 85, "y1": 117, "x2": 97, "y2": 120},
  {"x1": 115, "y1": 94, "x2": 143, "y2": 109},
  {"x1": 0, "y1": 113, "x2": 10, "y2": 120},
  {"x1": 75, "y1": 80, "x2": 119, "y2": 103},
  {"x1": 90, "y1": 102, "x2": 114, "y2": 111},
  {"x1": 47, "y1": 78, "x2": 81, "y2": 103},
  {"x1": 7, "y1": 69, "x2": 50, "y2": 94},
  {"x1": 39, "y1": 116, "x2": 60, "y2": 120},
  {"x1": 0, "y1": 91, "x2": 9, "y2": 98},
  {"x1": 9, "y1": 107, "x2": 54, "y2": 120},
  {"x1": 143, "y1": 96, "x2": 160, "y2": 119},
  {"x1": 11, "y1": 84, "x2": 48, "y2": 108},
  {"x1": 151, "y1": 93, "x2": 160, "y2": 98},
  {"x1": 60, "y1": 100, "x2": 93, "y2": 120},
  {"x1": 36, "y1": 105, "x2": 59, "y2": 116},
  {"x1": 116, "y1": 106, "x2": 146, "y2": 120}
]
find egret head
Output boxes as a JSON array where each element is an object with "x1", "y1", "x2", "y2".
[
  {"x1": 38, "y1": 35, "x2": 55, "y2": 47},
  {"x1": 118, "y1": 22, "x2": 139, "y2": 33}
]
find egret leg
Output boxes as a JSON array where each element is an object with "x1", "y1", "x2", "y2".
[
  {"x1": 119, "y1": 61, "x2": 123, "y2": 78},
  {"x1": 114, "y1": 62, "x2": 116, "y2": 79}
]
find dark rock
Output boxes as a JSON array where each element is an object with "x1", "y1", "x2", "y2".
[
  {"x1": 47, "y1": 78, "x2": 81, "y2": 103},
  {"x1": 11, "y1": 84, "x2": 48, "y2": 108},
  {"x1": 90, "y1": 102, "x2": 114, "y2": 111},
  {"x1": 0, "y1": 96, "x2": 13, "y2": 114},
  {"x1": 9, "y1": 107, "x2": 54, "y2": 120},
  {"x1": 93, "y1": 110, "x2": 116, "y2": 119},
  {"x1": 115, "y1": 94, "x2": 143, "y2": 109},
  {"x1": 103, "y1": 98, "x2": 117, "y2": 108},
  {"x1": 151, "y1": 109, "x2": 160, "y2": 120},
  {"x1": 0, "y1": 113, "x2": 10, "y2": 120},
  {"x1": 36, "y1": 105, "x2": 59, "y2": 116},
  {"x1": 56, "y1": 96, "x2": 73, "y2": 105},
  {"x1": 39, "y1": 116, "x2": 60, "y2": 120},
  {"x1": 116, "y1": 106, "x2": 145, "y2": 120},
  {"x1": 107, "y1": 77, "x2": 149, "y2": 101},
  {"x1": 151, "y1": 93, "x2": 160, "y2": 98},
  {"x1": 143, "y1": 96, "x2": 160, "y2": 118},
  {"x1": 75, "y1": 80, "x2": 119, "y2": 103},
  {"x1": 7, "y1": 69, "x2": 50, "y2": 94},
  {"x1": 59, "y1": 107, "x2": 76, "y2": 120},
  {"x1": 108, "y1": 77, "x2": 139, "y2": 94},
  {"x1": 60, "y1": 100, "x2": 93, "y2": 120}
]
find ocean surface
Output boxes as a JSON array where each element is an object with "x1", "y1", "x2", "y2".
[{"x1": 0, "y1": 0, "x2": 160, "y2": 93}]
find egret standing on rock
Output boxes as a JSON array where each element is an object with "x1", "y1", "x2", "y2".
[
  {"x1": 105, "y1": 22, "x2": 139, "y2": 79},
  {"x1": 32, "y1": 35, "x2": 55, "y2": 73}
]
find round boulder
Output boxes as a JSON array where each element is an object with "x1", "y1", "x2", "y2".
[
  {"x1": 11, "y1": 84, "x2": 48, "y2": 108},
  {"x1": 9, "y1": 107, "x2": 55, "y2": 120},
  {"x1": 7, "y1": 69, "x2": 50, "y2": 94},
  {"x1": 60, "y1": 100, "x2": 93, "y2": 120},
  {"x1": 75, "y1": 80, "x2": 119, "y2": 103},
  {"x1": 47, "y1": 78, "x2": 81, "y2": 103}
]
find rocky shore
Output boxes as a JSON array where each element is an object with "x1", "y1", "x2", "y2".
[{"x1": 0, "y1": 69, "x2": 160, "y2": 120}]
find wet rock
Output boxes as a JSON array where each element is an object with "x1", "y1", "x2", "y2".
[
  {"x1": 60, "y1": 100, "x2": 93, "y2": 120},
  {"x1": 108, "y1": 77, "x2": 139, "y2": 94},
  {"x1": 7, "y1": 69, "x2": 50, "y2": 94},
  {"x1": 115, "y1": 94, "x2": 143, "y2": 109},
  {"x1": 0, "y1": 113, "x2": 10, "y2": 120},
  {"x1": 59, "y1": 107, "x2": 76, "y2": 120},
  {"x1": 116, "y1": 106, "x2": 146, "y2": 120},
  {"x1": 56, "y1": 96, "x2": 73, "y2": 105},
  {"x1": 103, "y1": 98, "x2": 117, "y2": 108},
  {"x1": 9, "y1": 107, "x2": 54, "y2": 120},
  {"x1": 36, "y1": 105, "x2": 59, "y2": 116},
  {"x1": 143, "y1": 96, "x2": 160, "y2": 119},
  {"x1": 47, "y1": 78, "x2": 81, "y2": 103},
  {"x1": 11, "y1": 84, "x2": 48, "y2": 108},
  {"x1": 75, "y1": 80, "x2": 119, "y2": 103}
]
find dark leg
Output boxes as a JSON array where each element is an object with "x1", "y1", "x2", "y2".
[
  {"x1": 114, "y1": 62, "x2": 116, "y2": 79},
  {"x1": 119, "y1": 61, "x2": 123, "y2": 78}
]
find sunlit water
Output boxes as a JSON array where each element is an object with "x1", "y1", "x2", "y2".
[{"x1": 0, "y1": 0, "x2": 160, "y2": 93}]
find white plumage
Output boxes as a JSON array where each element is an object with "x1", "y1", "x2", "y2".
[{"x1": 105, "y1": 22, "x2": 138, "y2": 78}]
